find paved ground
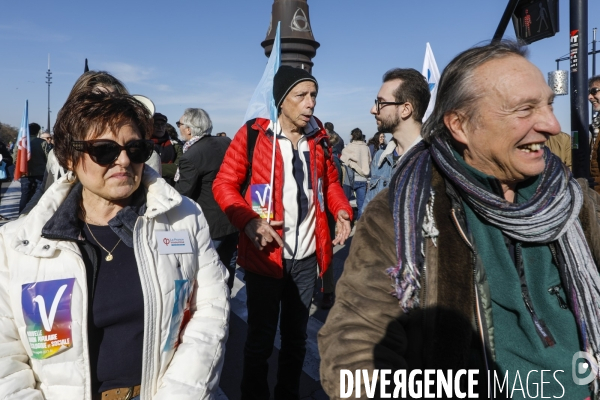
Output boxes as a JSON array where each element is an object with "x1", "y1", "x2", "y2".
[
  {"x1": 0, "y1": 180, "x2": 354, "y2": 399},
  {"x1": 0, "y1": 180, "x2": 20, "y2": 223}
]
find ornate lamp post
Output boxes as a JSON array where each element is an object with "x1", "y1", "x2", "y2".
[{"x1": 261, "y1": 0, "x2": 320, "y2": 72}]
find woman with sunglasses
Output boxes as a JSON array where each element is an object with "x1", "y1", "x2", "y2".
[
  {"x1": 0, "y1": 91, "x2": 229, "y2": 400},
  {"x1": 21, "y1": 70, "x2": 162, "y2": 216}
]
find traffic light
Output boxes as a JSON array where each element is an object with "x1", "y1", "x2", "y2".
[{"x1": 512, "y1": 0, "x2": 559, "y2": 44}]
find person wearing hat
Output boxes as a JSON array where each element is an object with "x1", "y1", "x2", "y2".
[
  {"x1": 214, "y1": 65, "x2": 352, "y2": 399},
  {"x1": 151, "y1": 112, "x2": 182, "y2": 186}
]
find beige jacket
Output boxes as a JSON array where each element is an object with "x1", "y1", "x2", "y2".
[
  {"x1": 546, "y1": 132, "x2": 572, "y2": 171},
  {"x1": 340, "y1": 141, "x2": 371, "y2": 179}
]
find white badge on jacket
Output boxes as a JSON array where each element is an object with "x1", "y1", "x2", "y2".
[{"x1": 156, "y1": 231, "x2": 193, "y2": 254}]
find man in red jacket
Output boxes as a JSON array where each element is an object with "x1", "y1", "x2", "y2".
[{"x1": 214, "y1": 65, "x2": 352, "y2": 399}]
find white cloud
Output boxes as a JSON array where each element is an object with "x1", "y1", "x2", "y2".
[{"x1": 99, "y1": 62, "x2": 154, "y2": 84}]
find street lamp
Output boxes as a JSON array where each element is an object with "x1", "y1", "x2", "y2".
[{"x1": 261, "y1": 0, "x2": 320, "y2": 72}]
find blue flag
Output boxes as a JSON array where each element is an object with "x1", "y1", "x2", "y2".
[{"x1": 243, "y1": 21, "x2": 281, "y2": 123}]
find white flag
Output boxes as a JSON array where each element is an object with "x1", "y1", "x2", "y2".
[{"x1": 421, "y1": 42, "x2": 440, "y2": 122}]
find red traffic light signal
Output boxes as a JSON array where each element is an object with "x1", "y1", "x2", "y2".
[{"x1": 512, "y1": 0, "x2": 560, "y2": 44}]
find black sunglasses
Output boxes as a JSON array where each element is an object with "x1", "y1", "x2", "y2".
[
  {"x1": 176, "y1": 121, "x2": 185, "y2": 128},
  {"x1": 72, "y1": 139, "x2": 154, "y2": 165},
  {"x1": 590, "y1": 87, "x2": 600, "y2": 96},
  {"x1": 374, "y1": 98, "x2": 403, "y2": 114}
]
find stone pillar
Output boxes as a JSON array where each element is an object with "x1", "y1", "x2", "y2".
[{"x1": 261, "y1": 0, "x2": 320, "y2": 73}]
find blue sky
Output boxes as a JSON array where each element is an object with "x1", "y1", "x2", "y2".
[{"x1": 1, "y1": 1, "x2": 599, "y2": 143}]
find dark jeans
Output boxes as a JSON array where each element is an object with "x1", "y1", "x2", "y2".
[
  {"x1": 212, "y1": 232, "x2": 239, "y2": 290},
  {"x1": 354, "y1": 180, "x2": 367, "y2": 220},
  {"x1": 241, "y1": 254, "x2": 317, "y2": 400},
  {"x1": 19, "y1": 176, "x2": 43, "y2": 213}
]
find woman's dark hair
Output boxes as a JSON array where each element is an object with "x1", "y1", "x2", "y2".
[
  {"x1": 53, "y1": 92, "x2": 153, "y2": 170},
  {"x1": 382, "y1": 68, "x2": 430, "y2": 123},
  {"x1": 367, "y1": 132, "x2": 386, "y2": 148},
  {"x1": 350, "y1": 128, "x2": 363, "y2": 142},
  {"x1": 67, "y1": 71, "x2": 128, "y2": 99}
]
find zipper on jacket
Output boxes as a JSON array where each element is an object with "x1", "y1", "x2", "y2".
[
  {"x1": 134, "y1": 217, "x2": 158, "y2": 399},
  {"x1": 515, "y1": 242, "x2": 556, "y2": 348},
  {"x1": 56, "y1": 243, "x2": 93, "y2": 399},
  {"x1": 547, "y1": 244, "x2": 569, "y2": 310},
  {"x1": 548, "y1": 285, "x2": 568, "y2": 309},
  {"x1": 451, "y1": 207, "x2": 493, "y2": 399},
  {"x1": 420, "y1": 263, "x2": 427, "y2": 308},
  {"x1": 450, "y1": 208, "x2": 474, "y2": 250}
]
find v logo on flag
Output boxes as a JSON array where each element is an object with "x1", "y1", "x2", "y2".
[{"x1": 32, "y1": 284, "x2": 68, "y2": 332}]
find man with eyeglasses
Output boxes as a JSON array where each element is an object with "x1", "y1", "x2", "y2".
[
  {"x1": 151, "y1": 112, "x2": 182, "y2": 186},
  {"x1": 588, "y1": 76, "x2": 600, "y2": 193},
  {"x1": 361, "y1": 68, "x2": 430, "y2": 213}
]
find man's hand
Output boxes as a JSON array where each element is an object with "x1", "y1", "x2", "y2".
[
  {"x1": 244, "y1": 218, "x2": 284, "y2": 250},
  {"x1": 333, "y1": 210, "x2": 352, "y2": 246}
]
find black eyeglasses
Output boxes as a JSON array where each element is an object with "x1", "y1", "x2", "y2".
[
  {"x1": 590, "y1": 87, "x2": 600, "y2": 96},
  {"x1": 176, "y1": 121, "x2": 186, "y2": 128},
  {"x1": 374, "y1": 98, "x2": 403, "y2": 114},
  {"x1": 72, "y1": 139, "x2": 154, "y2": 165}
]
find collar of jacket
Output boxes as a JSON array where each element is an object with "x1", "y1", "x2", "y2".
[
  {"x1": 40, "y1": 181, "x2": 147, "y2": 248},
  {"x1": 377, "y1": 140, "x2": 398, "y2": 168},
  {"x1": 381, "y1": 136, "x2": 423, "y2": 168},
  {"x1": 10, "y1": 166, "x2": 182, "y2": 257}
]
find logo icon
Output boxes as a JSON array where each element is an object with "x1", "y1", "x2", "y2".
[
  {"x1": 32, "y1": 284, "x2": 68, "y2": 332},
  {"x1": 572, "y1": 351, "x2": 597, "y2": 385},
  {"x1": 427, "y1": 69, "x2": 436, "y2": 92},
  {"x1": 163, "y1": 238, "x2": 170, "y2": 245},
  {"x1": 291, "y1": 8, "x2": 311, "y2": 32}
]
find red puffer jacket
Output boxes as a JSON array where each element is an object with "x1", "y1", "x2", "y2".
[{"x1": 213, "y1": 117, "x2": 352, "y2": 278}]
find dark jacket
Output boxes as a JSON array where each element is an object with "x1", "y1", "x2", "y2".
[
  {"x1": 318, "y1": 166, "x2": 600, "y2": 399},
  {"x1": 175, "y1": 135, "x2": 237, "y2": 240}
]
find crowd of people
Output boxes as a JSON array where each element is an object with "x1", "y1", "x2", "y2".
[{"x1": 0, "y1": 39, "x2": 600, "y2": 399}]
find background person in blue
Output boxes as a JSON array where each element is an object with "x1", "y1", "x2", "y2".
[{"x1": 319, "y1": 40, "x2": 600, "y2": 399}]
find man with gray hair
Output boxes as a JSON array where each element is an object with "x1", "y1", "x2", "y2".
[
  {"x1": 175, "y1": 108, "x2": 238, "y2": 289},
  {"x1": 319, "y1": 41, "x2": 600, "y2": 398}
]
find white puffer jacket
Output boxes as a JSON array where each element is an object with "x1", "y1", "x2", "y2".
[{"x1": 0, "y1": 168, "x2": 230, "y2": 400}]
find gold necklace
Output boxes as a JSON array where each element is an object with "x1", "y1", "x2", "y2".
[
  {"x1": 80, "y1": 204, "x2": 121, "y2": 262},
  {"x1": 84, "y1": 221, "x2": 121, "y2": 261}
]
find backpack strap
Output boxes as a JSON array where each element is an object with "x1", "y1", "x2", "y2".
[{"x1": 241, "y1": 119, "x2": 259, "y2": 196}]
